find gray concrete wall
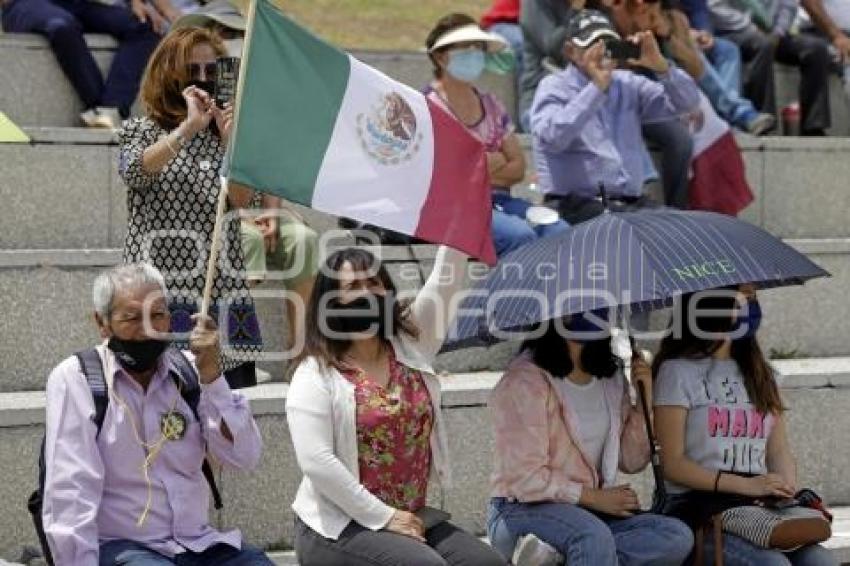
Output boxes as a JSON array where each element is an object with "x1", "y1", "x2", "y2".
[
  {"x1": 0, "y1": 35, "x2": 515, "y2": 128},
  {"x1": 1, "y1": 239, "x2": 847, "y2": 391},
  {"x1": 2, "y1": 367, "x2": 849, "y2": 561}
]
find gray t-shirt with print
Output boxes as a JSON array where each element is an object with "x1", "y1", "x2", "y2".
[{"x1": 654, "y1": 358, "x2": 777, "y2": 494}]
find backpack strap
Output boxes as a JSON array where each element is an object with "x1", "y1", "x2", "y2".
[
  {"x1": 75, "y1": 348, "x2": 109, "y2": 437},
  {"x1": 164, "y1": 348, "x2": 224, "y2": 510}
]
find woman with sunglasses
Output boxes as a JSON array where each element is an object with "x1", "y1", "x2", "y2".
[{"x1": 118, "y1": 27, "x2": 262, "y2": 388}]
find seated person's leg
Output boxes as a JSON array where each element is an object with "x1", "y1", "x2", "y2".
[
  {"x1": 240, "y1": 219, "x2": 267, "y2": 286},
  {"x1": 486, "y1": 499, "x2": 518, "y2": 561},
  {"x1": 775, "y1": 33, "x2": 832, "y2": 135},
  {"x1": 425, "y1": 521, "x2": 507, "y2": 566},
  {"x1": 186, "y1": 542, "x2": 274, "y2": 565},
  {"x1": 99, "y1": 539, "x2": 175, "y2": 565},
  {"x1": 642, "y1": 120, "x2": 693, "y2": 209},
  {"x1": 493, "y1": 192, "x2": 570, "y2": 236},
  {"x1": 294, "y1": 518, "x2": 447, "y2": 566},
  {"x1": 2, "y1": 0, "x2": 104, "y2": 114},
  {"x1": 495, "y1": 500, "x2": 618, "y2": 565},
  {"x1": 492, "y1": 209, "x2": 537, "y2": 256},
  {"x1": 707, "y1": 36, "x2": 745, "y2": 94},
  {"x1": 785, "y1": 543, "x2": 840, "y2": 566},
  {"x1": 270, "y1": 217, "x2": 319, "y2": 350},
  {"x1": 702, "y1": 532, "x2": 796, "y2": 566},
  {"x1": 78, "y1": 1, "x2": 160, "y2": 118},
  {"x1": 606, "y1": 513, "x2": 694, "y2": 565}
]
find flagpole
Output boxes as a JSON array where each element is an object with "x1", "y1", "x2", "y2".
[{"x1": 199, "y1": 0, "x2": 260, "y2": 318}]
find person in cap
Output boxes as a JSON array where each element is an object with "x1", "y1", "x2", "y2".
[
  {"x1": 1, "y1": 0, "x2": 161, "y2": 129},
  {"x1": 425, "y1": 13, "x2": 569, "y2": 258},
  {"x1": 531, "y1": 9, "x2": 700, "y2": 225},
  {"x1": 41, "y1": 263, "x2": 272, "y2": 565},
  {"x1": 486, "y1": 311, "x2": 693, "y2": 565}
]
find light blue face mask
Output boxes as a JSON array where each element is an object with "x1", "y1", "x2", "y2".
[{"x1": 446, "y1": 48, "x2": 486, "y2": 82}]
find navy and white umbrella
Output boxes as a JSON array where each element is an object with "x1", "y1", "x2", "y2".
[{"x1": 443, "y1": 208, "x2": 829, "y2": 351}]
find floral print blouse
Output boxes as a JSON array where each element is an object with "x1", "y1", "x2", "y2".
[{"x1": 342, "y1": 347, "x2": 434, "y2": 512}]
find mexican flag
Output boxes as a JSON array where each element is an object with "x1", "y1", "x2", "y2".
[
  {"x1": 230, "y1": 0, "x2": 496, "y2": 264},
  {"x1": 688, "y1": 93, "x2": 753, "y2": 216}
]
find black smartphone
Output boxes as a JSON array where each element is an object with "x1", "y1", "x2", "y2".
[
  {"x1": 214, "y1": 56, "x2": 240, "y2": 108},
  {"x1": 415, "y1": 506, "x2": 451, "y2": 531},
  {"x1": 605, "y1": 39, "x2": 641, "y2": 62}
]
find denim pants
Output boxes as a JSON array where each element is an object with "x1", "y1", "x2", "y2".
[
  {"x1": 700, "y1": 37, "x2": 760, "y2": 128},
  {"x1": 1, "y1": 0, "x2": 159, "y2": 116},
  {"x1": 487, "y1": 498, "x2": 694, "y2": 566},
  {"x1": 700, "y1": 533, "x2": 838, "y2": 566},
  {"x1": 98, "y1": 540, "x2": 274, "y2": 566},
  {"x1": 491, "y1": 192, "x2": 570, "y2": 256}
]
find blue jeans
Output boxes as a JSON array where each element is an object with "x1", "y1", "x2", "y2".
[
  {"x1": 487, "y1": 498, "x2": 693, "y2": 565},
  {"x1": 491, "y1": 192, "x2": 570, "y2": 256},
  {"x1": 699, "y1": 37, "x2": 759, "y2": 129},
  {"x1": 1, "y1": 0, "x2": 159, "y2": 116},
  {"x1": 701, "y1": 534, "x2": 837, "y2": 566},
  {"x1": 99, "y1": 540, "x2": 274, "y2": 566}
]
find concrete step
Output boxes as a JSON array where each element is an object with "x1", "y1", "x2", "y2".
[
  {"x1": 1, "y1": 363, "x2": 849, "y2": 561},
  {"x1": 3, "y1": 31, "x2": 848, "y2": 135},
  {"x1": 0, "y1": 239, "x2": 846, "y2": 392},
  {"x1": 0, "y1": 34, "x2": 515, "y2": 128},
  {"x1": 3, "y1": 128, "x2": 850, "y2": 250}
]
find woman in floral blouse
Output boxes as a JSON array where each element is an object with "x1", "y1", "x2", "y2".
[{"x1": 286, "y1": 246, "x2": 506, "y2": 566}]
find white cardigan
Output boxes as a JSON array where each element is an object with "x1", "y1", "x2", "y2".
[{"x1": 286, "y1": 246, "x2": 469, "y2": 540}]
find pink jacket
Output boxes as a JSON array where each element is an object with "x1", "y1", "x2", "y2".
[{"x1": 489, "y1": 353, "x2": 650, "y2": 504}]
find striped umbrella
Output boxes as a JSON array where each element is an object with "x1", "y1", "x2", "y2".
[{"x1": 442, "y1": 208, "x2": 829, "y2": 351}]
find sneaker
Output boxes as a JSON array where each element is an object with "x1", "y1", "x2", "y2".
[
  {"x1": 80, "y1": 107, "x2": 121, "y2": 130},
  {"x1": 745, "y1": 112, "x2": 776, "y2": 137},
  {"x1": 512, "y1": 534, "x2": 564, "y2": 566}
]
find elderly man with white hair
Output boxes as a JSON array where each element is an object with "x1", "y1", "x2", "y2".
[{"x1": 40, "y1": 263, "x2": 271, "y2": 565}]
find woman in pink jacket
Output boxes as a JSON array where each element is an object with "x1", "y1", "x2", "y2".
[{"x1": 486, "y1": 312, "x2": 693, "y2": 565}]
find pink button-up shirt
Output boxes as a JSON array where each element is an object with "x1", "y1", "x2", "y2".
[{"x1": 42, "y1": 347, "x2": 263, "y2": 565}]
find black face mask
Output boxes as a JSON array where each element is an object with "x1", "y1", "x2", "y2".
[
  {"x1": 325, "y1": 293, "x2": 396, "y2": 338},
  {"x1": 108, "y1": 336, "x2": 170, "y2": 373},
  {"x1": 579, "y1": 337, "x2": 619, "y2": 378}
]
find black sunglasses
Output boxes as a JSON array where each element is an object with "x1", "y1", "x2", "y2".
[{"x1": 188, "y1": 62, "x2": 218, "y2": 80}]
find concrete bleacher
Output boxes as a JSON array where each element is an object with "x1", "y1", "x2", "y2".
[
  {"x1": 2, "y1": 31, "x2": 850, "y2": 563},
  {"x1": 2, "y1": 32, "x2": 849, "y2": 134}
]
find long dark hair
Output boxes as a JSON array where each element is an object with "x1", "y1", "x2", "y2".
[
  {"x1": 652, "y1": 291, "x2": 784, "y2": 414},
  {"x1": 295, "y1": 248, "x2": 419, "y2": 371},
  {"x1": 425, "y1": 13, "x2": 478, "y2": 78},
  {"x1": 521, "y1": 318, "x2": 619, "y2": 379}
]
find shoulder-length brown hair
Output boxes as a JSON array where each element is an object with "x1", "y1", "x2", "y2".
[
  {"x1": 652, "y1": 290, "x2": 784, "y2": 415},
  {"x1": 140, "y1": 27, "x2": 226, "y2": 130},
  {"x1": 295, "y1": 248, "x2": 419, "y2": 372}
]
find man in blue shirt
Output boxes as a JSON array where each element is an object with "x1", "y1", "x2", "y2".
[{"x1": 531, "y1": 10, "x2": 700, "y2": 224}]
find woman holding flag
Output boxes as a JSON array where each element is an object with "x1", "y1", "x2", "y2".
[
  {"x1": 285, "y1": 245, "x2": 507, "y2": 566},
  {"x1": 118, "y1": 27, "x2": 263, "y2": 388}
]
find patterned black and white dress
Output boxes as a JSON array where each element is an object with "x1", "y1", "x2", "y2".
[{"x1": 118, "y1": 117, "x2": 262, "y2": 372}]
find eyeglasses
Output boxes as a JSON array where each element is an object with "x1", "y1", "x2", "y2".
[{"x1": 188, "y1": 62, "x2": 218, "y2": 80}]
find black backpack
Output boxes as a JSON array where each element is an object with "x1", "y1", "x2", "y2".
[{"x1": 27, "y1": 347, "x2": 223, "y2": 565}]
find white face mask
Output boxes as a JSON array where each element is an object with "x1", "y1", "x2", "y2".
[{"x1": 224, "y1": 38, "x2": 244, "y2": 58}]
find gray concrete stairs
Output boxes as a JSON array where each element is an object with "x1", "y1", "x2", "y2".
[
  {"x1": 2, "y1": 32, "x2": 849, "y2": 134},
  {"x1": 3, "y1": 31, "x2": 850, "y2": 565}
]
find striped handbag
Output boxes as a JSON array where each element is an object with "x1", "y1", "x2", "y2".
[{"x1": 720, "y1": 501, "x2": 831, "y2": 551}]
